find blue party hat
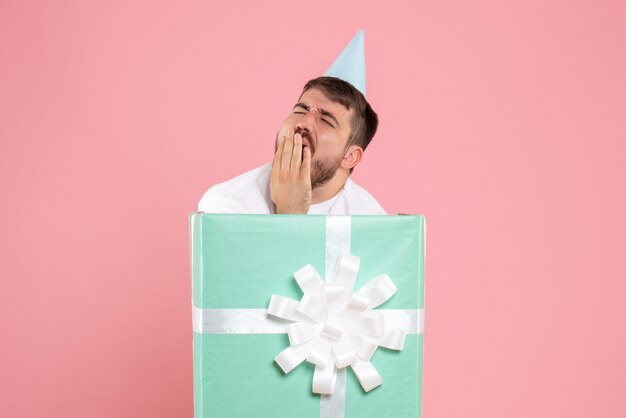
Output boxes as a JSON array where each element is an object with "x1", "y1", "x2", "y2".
[{"x1": 324, "y1": 30, "x2": 367, "y2": 96}]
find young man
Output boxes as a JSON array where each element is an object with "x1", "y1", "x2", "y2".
[{"x1": 198, "y1": 76, "x2": 385, "y2": 215}]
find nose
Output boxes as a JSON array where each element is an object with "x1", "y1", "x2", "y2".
[
  {"x1": 294, "y1": 124, "x2": 310, "y2": 136},
  {"x1": 294, "y1": 106, "x2": 320, "y2": 134}
]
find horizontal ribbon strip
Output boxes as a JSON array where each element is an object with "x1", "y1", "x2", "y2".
[{"x1": 193, "y1": 306, "x2": 424, "y2": 335}]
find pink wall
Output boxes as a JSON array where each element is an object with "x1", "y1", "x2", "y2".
[{"x1": 1, "y1": 1, "x2": 625, "y2": 417}]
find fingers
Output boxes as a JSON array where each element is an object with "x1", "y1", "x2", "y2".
[
  {"x1": 301, "y1": 145, "x2": 311, "y2": 182},
  {"x1": 281, "y1": 130, "x2": 294, "y2": 172},
  {"x1": 272, "y1": 133, "x2": 285, "y2": 173},
  {"x1": 290, "y1": 133, "x2": 303, "y2": 173},
  {"x1": 273, "y1": 130, "x2": 307, "y2": 178}
]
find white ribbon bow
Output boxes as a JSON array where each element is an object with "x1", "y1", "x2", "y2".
[{"x1": 267, "y1": 254, "x2": 407, "y2": 395}]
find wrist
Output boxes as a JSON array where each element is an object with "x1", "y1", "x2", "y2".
[{"x1": 275, "y1": 204, "x2": 309, "y2": 214}]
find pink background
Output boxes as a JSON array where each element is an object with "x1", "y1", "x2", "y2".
[{"x1": 1, "y1": 1, "x2": 625, "y2": 417}]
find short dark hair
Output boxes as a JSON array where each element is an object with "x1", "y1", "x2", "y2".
[{"x1": 301, "y1": 76, "x2": 378, "y2": 152}]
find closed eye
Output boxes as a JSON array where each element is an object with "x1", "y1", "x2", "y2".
[{"x1": 293, "y1": 104, "x2": 335, "y2": 128}]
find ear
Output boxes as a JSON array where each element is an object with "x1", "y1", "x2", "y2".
[{"x1": 341, "y1": 145, "x2": 364, "y2": 170}]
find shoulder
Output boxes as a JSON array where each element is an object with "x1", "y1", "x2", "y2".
[
  {"x1": 197, "y1": 163, "x2": 273, "y2": 213},
  {"x1": 341, "y1": 178, "x2": 387, "y2": 215}
]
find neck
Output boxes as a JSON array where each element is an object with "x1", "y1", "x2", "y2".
[{"x1": 310, "y1": 168, "x2": 350, "y2": 205}]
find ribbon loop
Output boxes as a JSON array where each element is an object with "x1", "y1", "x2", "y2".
[
  {"x1": 324, "y1": 283, "x2": 345, "y2": 304},
  {"x1": 287, "y1": 322, "x2": 320, "y2": 346},
  {"x1": 357, "y1": 274, "x2": 397, "y2": 309},
  {"x1": 349, "y1": 332, "x2": 378, "y2": 361},
  {"x1": 275, "y1": 342, "x2": 312, "y2": 373},
  {"x1": 343, "y1": 293, "x2": 370, "y2": 314},
  {"x1": 351, "y1": 360, "x2": 383, "y2": 392},
  {"x1": 297, "y1": 294, "x2": 326, "y2": 322},
  {"x1": 307, "y1": 338, "x2": 332, "y2": 367},
  {"x1": 321, "y1": 321, "x2": 344, "y2": 341},
  {"x1": 374, "y1": 328, "x2": 407, "y2": 351},
  {"x1": 294, "y1": 264, "x2": 324, "y2": 295},
  {"x1": 313, "y1": 361, "x2": 338, "y2": 395},
  {"x1": 332, "y1": 334, "x2": 357, "y2": 368},
  {"x1": 268, "y1": 295, "x2": 306, "y2": 322}
]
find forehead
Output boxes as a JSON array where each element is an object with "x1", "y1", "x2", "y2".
[{"x1": 298, "y1": 88, "x2": 354, "y2": 122}]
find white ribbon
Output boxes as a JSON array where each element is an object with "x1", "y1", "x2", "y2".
[
  {"x1": 268, "y1": 254, "x2": 413, "y2": 394},
  {"x1": 192, "y1": 306, "x2": 423, "y2": 336}
]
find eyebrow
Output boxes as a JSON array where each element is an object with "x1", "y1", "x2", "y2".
[{"x1": 294, "y1": 103, "x2": 340, "y2": 127}]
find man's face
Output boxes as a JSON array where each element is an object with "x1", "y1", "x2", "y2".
[{"x1": 275, "y1": 87, "x2": 355, "y2": 188}]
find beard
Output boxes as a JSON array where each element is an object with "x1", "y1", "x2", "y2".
[{"x1": 310, "y1": 156, "x2": 342, "y2": 188}]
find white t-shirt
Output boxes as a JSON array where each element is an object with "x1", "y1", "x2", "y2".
[{"x1": 198, "y1": 163, "x2": 386, "y2": 215}]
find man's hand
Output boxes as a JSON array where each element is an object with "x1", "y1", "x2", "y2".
[{"x1": 270, "y1": 130, "x2": 312, "y2": 214}]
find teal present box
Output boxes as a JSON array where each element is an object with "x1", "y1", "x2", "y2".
[{"x1": 191, "y1": 214, "x2": 425, "y2": 418}]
